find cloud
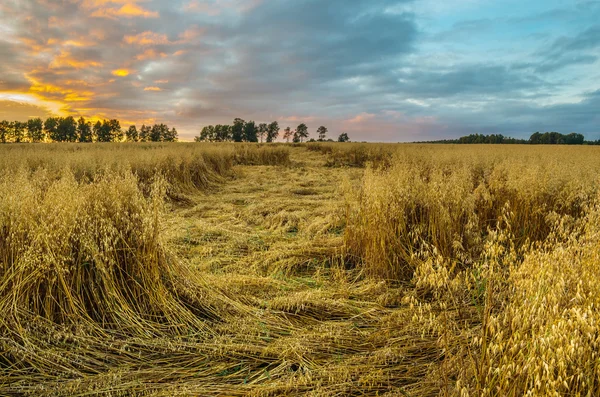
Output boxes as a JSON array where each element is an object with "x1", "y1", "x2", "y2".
[
  {"x1": 90, "y1": 3, "x2": 159, "y2": 19},
  {"x1": 0, "y1": 0, "x2": 598, "y2": 141},
  {"x1": 112, "y1": 69, "x2": 131, "y2": 76},
  {"x1": 124, "y1": 31, "x2": 170, "y2": 46},
  {"x1": 347, "y1": 113, "x2": 376, "y2": 124}
]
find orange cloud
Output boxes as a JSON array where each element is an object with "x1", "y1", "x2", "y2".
[
  {"x1": 49, "y1": 51, "x2": 102, "y2": 70},
  {"x1": 135, "y1": 49, "x2": 168, "y2": 60},
  {"x1": 154, "y1": 80, "x2": 169, "y2": 84},
  {"x1": 112, "y1": 69, "x2": 131, "y2": 77},
  {"x1": 91, "y1": 3, "x2": 159, "y2": 19},
  {"x1": 144, "y1": 86, "x2": 162, "y2": 91},
  {"x1": 124, "y1": 31, "x2": 170, "y2": 46}
]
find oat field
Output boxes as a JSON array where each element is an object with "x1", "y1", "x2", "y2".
[{"x1": 1, "y1": 142, "x2": 600, "y2": 396}]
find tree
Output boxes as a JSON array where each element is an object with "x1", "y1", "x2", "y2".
[
  {"x1": 139, "y1": 124, "x2": 151, "y2": 142},
  {"x1": 93, "y1": 121, "x2": 102, "y2": 142},
  {"x1": 565, "y1": 133, "x2": 584, "y2": 145},
  {"x1": 108, "y1": 119, "x2": 123, "y2": 142},
  {"x1": 283, "y1": 126, "x2": 293, "y2": 143},
  {"x1": 266, "y1": 121, "x2": 279, "y2": 143},
  {"x1": 317, "y1": 126, "x2": 328, "y2": 141},
  {"x1": 126, "y1": 125, "x2": 139, "y2": 142},
  {"x1": 27, "y1": 118, "x2": 44, "y2": 142},
  {"x1": 44, "y1": 117, "x2": 60, "y2": 141},
  {"x1": 10, "y1": 121, "x2": 26, "y2": 143},
  {"x1": 232, "y1": 118, "x2": 245, "y2": 142},
  {"x1": 258, "y1": 123, "x2": 268, "y2": 143},
  {"x1": 338, "y1": 133, "x2": 350, "y2": 142},
  {"x1": 164, "y1": 127, "x2": 178, "y2": 142},
  {"x1": 199, "y1": 125, "x2": 215, "y2": 142},
  {"x1": 244, "y1": 121, "x2": 258, "y2": 142},
  {"x1": 295, "y1": 123, "x2": 308, "y2": 142},
  {"x1": 96, "y1": 120, "x2": 112, "y2": 142},
  {"x1": 215, "y1": 124, "x2": 231, "y2": 141},
  {"x1": 57, "y1": 116, "x2": 77, "y2": 142},
  {"x1": 77, "y1": 117, "x2": 93, "y2": 142},
  {"x1": 0, "y1": 120, "x2": 8, "y2": 143},
  {"x1": 149, "y1": 124, "x2": 163, "y2": 142}
]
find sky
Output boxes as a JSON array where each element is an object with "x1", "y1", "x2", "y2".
[{"x1": 0, "y1": 0, "x2": 599, "y2": 142}]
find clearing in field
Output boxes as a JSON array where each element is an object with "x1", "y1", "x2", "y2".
[{"x1": 1, "y1": 143, "x2": 600, "y2": 396}]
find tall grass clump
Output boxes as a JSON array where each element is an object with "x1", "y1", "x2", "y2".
[
  {"x1": 0, "y1": 169, "x2": 249, "y2": 396},
  {"x1": 0, "y1": 143, "x2": 290, "y2": 196},
  {"x1": 307, "y1": 142, "x2": 396, "y2": 168},
  {"x1": 444, "y1": 200, "x2": 598, "y2": 395},
  {"x1": 344, "y1": 145, "x2": 599, "y2": 280},
  {"x1": 343, "y1": 144, "x2": 600, "y2": 394},
  {"x1": 0, "y1": 169, "x2": 225, "y2": 333},
  {"x1": 233, "y1": 143, "x2": 290, "y2": 166}
]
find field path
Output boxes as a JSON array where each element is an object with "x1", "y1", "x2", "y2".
[{"x1": 162, "y1": 147, "x2": 444, "y2": 396}]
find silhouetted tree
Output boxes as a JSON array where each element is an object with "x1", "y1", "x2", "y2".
[
  {"x1": 317, "y1": 126, "x2": 328, "y2": 141},
  {"x1": 125, "y1": 125, "x2": 138, "y2": 142},
  {"x1": 164, "y1": 127, "x2": 178, "y2": 142},
  {"x1": 96, "y1": 120, "x2": 112, "y2": 142},
  {"x1": 215, "y1": 124, "x2": 231, "y2": 141},
  {"x1": 295, "y1": 123, "x2": 308, "y2": 142},
  {"x1": 338, "y1": 132, "x2": 350, "y2": 142},
  {"x1": 199, "y1": 125, "x2": 215, "y2": 142},
  {"x1": 139, "y1": 124, "x2": 151, "y2": 142},
  {"x1": 244, "y1": 121, "x2": 258, "y2": 142},
  {"x1": 232, "y1": 118, "x2": 245, "y2": 142},
  {"x1": 266, "y1": 121, "x2": 279, "y2": 143},
  {"x1": 0, "y1": 120, "x2": 8, "y2": 143},
  {"x1": 57, "y1": 116, "x2": 77, "y2": 142},
  {"x1": 283, "y1": 126, "x2": 293, "y2": 143},
  {"x1": 44, "y1": 117, "x2": 60, "y2": 141},
  {"x1": 77, "y1": 117, "x2": 93, "y2": 142},
  {"x1": 27, "y1": 118, "x2": 44, "y2": 142},
  {"x1": 108, "y1": 119, "x2": 123, "y2": 142},
  {"x1": 258, "y1": 123, "x2": 268, "y2": 143},
  {"x1": 10, "y1": 121, "x2": 26, "y2": 143}
]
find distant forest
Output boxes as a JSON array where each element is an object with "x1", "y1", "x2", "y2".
[
  {"x1": 0, "y1": 116, "x2": 178, "y2": 143},
  {"x1": 425, "y1": 132, "x2": 600, "y2": 145}
]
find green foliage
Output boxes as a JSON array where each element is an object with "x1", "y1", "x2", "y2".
[
  {"x1": 317, "y1": 126, "x2": 328, "y2": 141},
  {"x1": 530, "y1": 131, "x2": 585, "y2": 145},
  {"x1": 58, "y1": 116, "x2": 78, "y2": 142},
  {"x1": 425, "y1": 132, "x2": 589, "y2": 145},
  {"x1": 27, "y1": 118, "x2": 44, "y2": 142},
  {"x1": 232, "y1": 118, "x2": 245, "y2": 142},
  {"x1": 195, "y1": 120, "x2": 279, "y2": 143},
  {"x1": 77, "y1": 117, "x2": 93, "y2": 143},
  {"x1": 126, "y1": 125, "x2": 139, "y2": 142},
  {"x1": 258, "y1": 123, "x2": 268, "y2": 143},
  {"x1": 283, "y1": 126, "x2": 293, "y2": 142},
  {"x1": 295, "y1": 123, "x2": 309, "y2": 143},
  {"x1": 337, "y1": 132, "x2": 350, "y2": 142},
  {"x1": 44, "y1": 117, "x2": 60, "y2": 141},
  {"x1": 10, "y1": 121, "x2": 26, "y2": 143},
  {"x1": 266, "y1": 121, "x2": 279, "y2": 143},
  {"x1": 244, "y1": 121, "x2": 258, "y2": 142}
]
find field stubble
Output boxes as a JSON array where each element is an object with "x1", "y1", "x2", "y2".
[{"x1": 1, "y1": 143, "x2": 600, "y2": 396}]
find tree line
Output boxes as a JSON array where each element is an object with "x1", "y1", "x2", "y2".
[
  {"x1": 0, "y1": 116, "x2": 178, "y2": 143},
  {"x1": 195, "y1": 119, "x2": 350, "y2": 143},
  {"x1": 426, "y1": 132, "x2": 595, "y2": 145}
]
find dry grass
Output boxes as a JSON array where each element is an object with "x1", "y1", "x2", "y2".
[{"x1": 2, "y1": 142, "x2": 600, "y2": 395}]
